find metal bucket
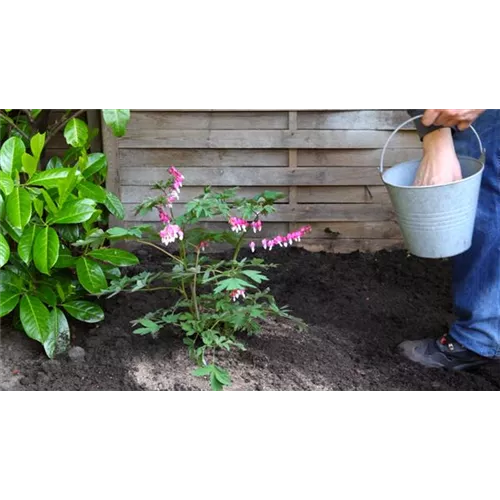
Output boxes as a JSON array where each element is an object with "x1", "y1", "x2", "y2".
[{"x1": 380, "y1": 114, "x2": 485, "y2": 259}]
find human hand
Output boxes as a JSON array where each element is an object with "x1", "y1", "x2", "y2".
[
  {"x1": 413, "y1": 128, "x2": 462, "y2": 186},
  {"x1": 422, "y1": 109, "x2": 485, "y2": 131}
]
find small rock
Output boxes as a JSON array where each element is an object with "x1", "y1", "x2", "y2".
[{"x1": 68, "y1": 346, "x2": 86, "y2": 363}]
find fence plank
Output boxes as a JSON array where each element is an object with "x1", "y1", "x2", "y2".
[
  {"x1": 299, "y1": 238, "x2": 404, "y2": 253},
  {"x1": 301, "y1": 221, "x2": 401, "y2": 239},
  {"x1": 296, "y1": 186, "x2": 390, "y2": 204}
]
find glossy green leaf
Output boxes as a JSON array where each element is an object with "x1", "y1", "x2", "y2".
[
  {"x1": 83, "y1": 153, "x2": 107, "y2": 178},
  {"x1": 36, "y1": 284, "x2": 58, "y2": 306},
  {"x1": 6, "y1": 187, "x2": 32, "y2": 229},
  {"x1": 46, "y1": 157, "x2": 64, "y2": 170},
  {"x1": 44, "y1": 307, "x2": 70, "y2": 359},
  {"x1": 20, "y1": 294, "x2": 50, "y2": 342},
  {"x1": 21, "y1": 153, "x2": 38, "y2": 176},
  {"x1": 77, "y1": 181, "x2": 106, "y2": 203},
  {"x1": 64, "y1": 118, "x2": 88, "y2": 148},
  {"x1": 1, "y1": 220, "x2": 22, "y2": 242},
  {"x1": 33, "y1": 227, "x2": 59, "y2": 275},
  {"x1": 33, "y1": 198, "x2": 44, "y2": 218},
  {"x1": 0, "y1": 136, "x2": 25, "y2": 174},
  {"x1": 30, "y1": 132, "x2": 45, "y2": 159},
  {"x1": 0, "y1": 193, "x2": 5, "y2": 219},
  {"x1": 27, "y1": 168, "x2": 69, "y2": 188},
  {"x1": 0, "y1": 172, "x2": 14, "y2": 195},
  {"x1": 76, "y1": 257, "x2": 107, "y2": 294},
  {"x1": 47, "y1": 198, "x2": 96, "y2": 225},
  {"x1": 56, "y1": 167, "x2": 81, "y2": 207},
  {"x1": 53, "y1": 246, "x2": 77, "y2": 268},
  {"x1": 88, "y1": 248, "x2": 139, "y2": 267},
  {"x1": 0, "y1": 233, "x2": 11, "y2": 268},
  {"x1": 63, "y1": 300, "x2": 104, "y2": 323},
  {"x1": 102, "y1": 109, "x2": 130, "y2": 137},
  {"x1": 0, "y1": 290, "x2": 20, "y2": 317},
  {"x1": 41, "y1": 189, "x2": 58, "y2": 214},
  {"x1": 18, "y1": 225, "x2": 38, "y2": 265},
  {"x1": 104, "y1": 191, "x2": 125, "y2": 220}
]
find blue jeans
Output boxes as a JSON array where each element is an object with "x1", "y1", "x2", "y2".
[{"x1": 450, "y1": 109, "x2": 500, "y2": 358}]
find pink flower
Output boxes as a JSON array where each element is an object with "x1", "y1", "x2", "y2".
[
  {"x1": 229, "y1": 216, "x2": 249, "y2": 233},
  {"x1": 198, "y1": 241, "x2": 209, "y2": 251},
  {"x1": 256, "y1": 226, "x2": 312, "y2": 252},
  {"x1": 249, "y1": 241, "x2": 256, "y2": 253},
  {"x1": 157, "y1": 207, "x2": 171, "y2": 223},
  {"x1": 251, "y1": 220, "x2": 262, "y2": 233},
  {"x1": 230, "y1": 289, "x2": 246, "y2": 301},
  {"x1": 159, "y1": 223, "x2": 184, "y2": 246}
]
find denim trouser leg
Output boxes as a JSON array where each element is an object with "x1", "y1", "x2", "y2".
[{"x1": 449, "y1": 110, "x2": 500, "y2": 358}]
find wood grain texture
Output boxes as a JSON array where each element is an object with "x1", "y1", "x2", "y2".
[{"x1": 101, "y1": 109, "x2": 416, "y2": 253}]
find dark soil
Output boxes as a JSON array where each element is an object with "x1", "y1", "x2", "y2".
[{"x1": 2, "y1": 247, "x2": 500, "y2": 391}]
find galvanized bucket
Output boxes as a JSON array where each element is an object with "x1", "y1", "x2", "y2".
[{"x1": 380, "y1": 114, "x2": 485, "y2": 259}]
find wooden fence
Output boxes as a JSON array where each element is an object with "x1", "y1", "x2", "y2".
[{"x1": 102, "y1": 110, "x2": 422, "y2": 253}]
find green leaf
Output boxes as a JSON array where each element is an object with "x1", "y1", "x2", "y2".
[
  {"x1": 6, "y1": 187, "x2": 32, "y2": 230},
  {"x1": 46, "y1": 157, "x2": 64, "y2": 170},
  {"x1": 88, "y1": 248, "x2": 139, "y2": 267},
  {"x1": 30, "y1": 132, "x2": 45, "y2": 159},
  {"x1": 53, "y1": 246, "x2": 77, "y2": 268},
  {"x1": 20, "y1": 294, "x2": 50, "y2": 342},
  {"x1": 27, "y1": 168, "x2": 70, "y2": 188},
  {"x1": 0, "y1": 290, "x2": 20, "y2": 317},
  {"x1": 77, "y1": 181, "x2": 106, "y2": 203},
  {"x1": 192, "y1": 366, "x2": 213, "y2": 377},
  {"x1": 0, "y1": 233, "x2": 10, "y2": 268},
  {"x1": 44, "y1": 307, "x2": 70, "y2": 359},
  {"x1": 213, "y1": 366, "x2": 232, "y2": 386},
  {"x1": 133, "y1": 319, "x2": 161, "y2": 335},
  {"x1": 48, "y1": 198, "x2": 96, "y2": 225},
  {"x1": 40, "y1": 190, "x2": 58, "y2": 215},
  {"x1": 33, "y1": 227, "x2": 59, "y2": 275},
  {"x1": 209, "y1": 372, "x2": 224, "y2": 391},
  {"x1": 64, "y1": 118, "x2": 88, "y2": 148},
  {"x1": 0, "y1": 172, "x2": 14, "y2": 195},
  {"x1": 0, "y1": 193, "x2": 4, "y2": 219},
  {"x1": 57, "y1": 166, "x2": 81, "y2": 207},
  {"x1": 1, "y1": 221, "x2": 22, "y2": 242},
  {"x1": 83, "y1": 153, "x2": 107, "y2": 178},
  {"x1": 18, "y1": 225, "x2": 38, "y2": 265},
  {"x1": 0, "y1": 136, "x2": 25, "y2": 174},
  {"x1": 76, "y1": 257, "x2": 107, "y2": 294},
  {"x1": 104, "y1": 191, "x2": 125, "y2": 220},
  {"x1": 0, "y1": 269, "x2": 23, "y2": 293},
  {"x1": 21, "y1": 153, "x2": 38, "y2": 176},
  {"x1": 241, "y1": 270, "x2": 268, "y2": 284},
  {"x1": 63, "y1": 300, "x2": 104, "y2": 323},
  {"x1": 102, "y1": 109, "x2": 130, "y2": 137},
  {"x1": 36, "y1": 284, "x2": 58, "y2": 306},
  {"x1": 213, "y1": 277, "x2": 254, "y2": 294},
  {"x1": 33, "y1": 197, "x2": 44, "y2": 217}
]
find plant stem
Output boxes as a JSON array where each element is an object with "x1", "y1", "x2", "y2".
[
  {"x1": 232, "y1": 230, "x2": 246, "y2": 261},
  {"x1": 0, "y1": 111, "x2": 30, "y2": 141},
  {"x1": 191, "y1": 248, "x2": 201, "y2": 320},
  {"x1": 135, "y1": 239, "x2": 184, "y2": 265}
]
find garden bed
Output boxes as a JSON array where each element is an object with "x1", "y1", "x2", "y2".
[{"x1": 1, "y1": 247, "x2": 500, "y2": 391}]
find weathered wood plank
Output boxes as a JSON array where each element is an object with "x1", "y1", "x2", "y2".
[
  {"x1": 121, "y1": 166, "x2": 385, "y2": 186},
  {"x1": 127, "y1": 111, "x2": 289, "y2": 130},
  {"x1": 125, "y1": 203, "x2": 395, "y2": 223},
  {"x1": 297, "y1": 110, "x2": 416, "y2": 130},
  {"x1": 118, "y1": 129, "x2": 420, "y2": 149},
  {"x1": 121, "y1": 185, "x2": 290, "y2": 204},
  {"x1": 101, "y1": 112, "x2": 120, "y2": 227},
  {"x1": 296, "y1": 186, "x2": 390, "y2": 204},
  {"x1": 125, "y1": 221, "x2": 289, "y2": 239},
  {"x1": 119, "y1": 148, "x2": 289, "y2": 167},
  {"x1": 298, "y1": 148, "x2": 422, "y2": 167},
  {"x1": 301, "y1": 221, "x2": 401, "y2": 239}
]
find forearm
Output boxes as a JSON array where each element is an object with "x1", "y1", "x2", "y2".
[{"x1": 407, "y1": 109, "x2": 455, "y2": 141}]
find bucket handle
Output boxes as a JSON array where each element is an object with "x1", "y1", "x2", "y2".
[{"x1": 379, "y1": 113, "x2": 485, "y2": 175}]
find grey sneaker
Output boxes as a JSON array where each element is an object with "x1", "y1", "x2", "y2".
[{"x1": 398, "y1": 334, "x2": 491, "y2": 371}]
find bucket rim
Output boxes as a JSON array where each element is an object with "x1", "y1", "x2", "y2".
[{"x1": 382, "y1": 156, "x2": 484, "y2": 190}]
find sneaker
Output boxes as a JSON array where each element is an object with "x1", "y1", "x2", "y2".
[{"x1": 398, "y1": 334, "x2": 491, "y2": 371}]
